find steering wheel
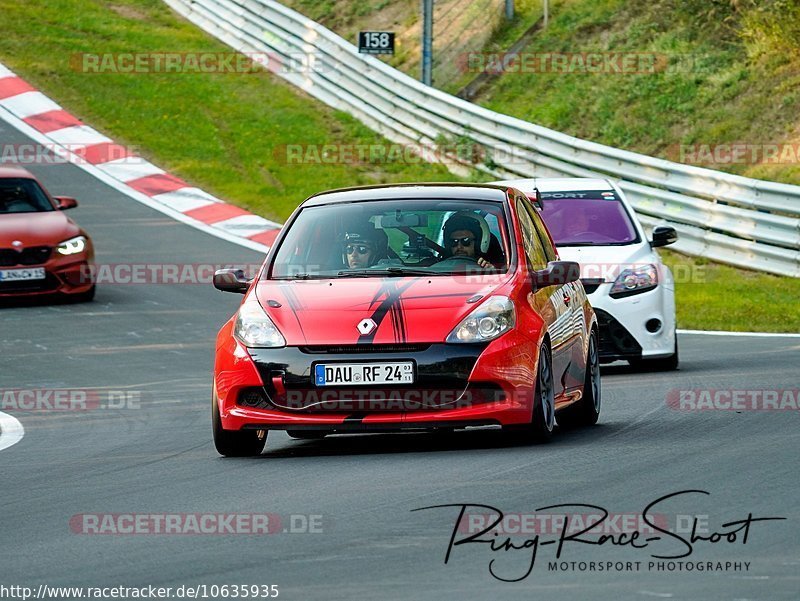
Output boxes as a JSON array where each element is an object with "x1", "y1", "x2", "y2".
[
  {"x1": 567, "y1": 232, "x2": 617, "y2": 243},
  {"x1": 437, "y1": 255, "x2": 479, "y2": 264}
]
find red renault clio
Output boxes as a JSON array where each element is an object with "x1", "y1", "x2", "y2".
[
  {"x1": 0, "y1": 166, "x2": 95, "y2": 301},
  {"x1": 211, "y1": 184, "x2": 599, "y2": 456}
]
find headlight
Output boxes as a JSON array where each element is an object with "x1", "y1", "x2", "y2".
[
  {"x1": 446, "y1": 295, "x2": 515, "y2": 343},
  {"x1": 234, "y1": 297, "x2": 286, "y2": 348},
  {"x1": 56, "y1": 235, "x2": 86, "y2": 256},
  {"x1": 610, "y1": 264, "x2": 658, "y2": 298}
]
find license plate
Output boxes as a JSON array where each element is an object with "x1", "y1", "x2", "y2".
[
  {"x1": 0, "y1": 267, "x2": 46, "y2": 282},
  {"x1": 314, "y1": 362, "x2": 414, "y2": 386}
]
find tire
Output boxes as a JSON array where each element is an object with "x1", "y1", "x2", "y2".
[
  {"x1": 560, "y1": 329, "x2": 601, "y2": 427},
  {"x1": 629, "y1": 336, "x2": 679, "y2": 371},
  {"x1": 507, "y1": 342, "x2": 555, "y2": 443},
  {"x1": 212, "y1": 389, "x2": 267, "y2": 457},
  {"x1": 287, "y1": 430, "x2": 327, "y2": 440}
]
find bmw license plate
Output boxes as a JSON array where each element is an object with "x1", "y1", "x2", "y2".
[
  {"x1": 315, "y1": 362, "x2": 414, "y2": 386},
  {"x1": 0, "y1": 267, "x2": 46, "y2": 282}
]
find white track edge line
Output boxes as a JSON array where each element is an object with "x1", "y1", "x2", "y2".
[
  {"x1": 0, "y1": 411, "x2": 25, "y2": 452},
  {"x1": 677, "y1": 329, "x2": 800, "y2": 338},
  {"x1": 0, "y1": 105, "x2": 275, "y2": 254}
]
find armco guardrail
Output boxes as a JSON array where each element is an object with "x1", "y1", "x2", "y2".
[{"x1": 164, "y1": 0, "x2": 800, "y2": 277}]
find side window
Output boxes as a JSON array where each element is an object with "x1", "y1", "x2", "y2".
[
  {"x1": 516, "y1": 200, "x2": 548, "y2": 271},
  {"x1": 523, "y1": 200, "x2": 558, "y2": 263}
]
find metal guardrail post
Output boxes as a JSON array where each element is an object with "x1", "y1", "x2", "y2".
[{"x1": 421, "y1": 0, "x2": 433, "y2": 86}]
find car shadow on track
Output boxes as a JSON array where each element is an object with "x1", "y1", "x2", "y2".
[
  {"x1": 240, "y1": 422, "x2": 623, "y2": 460},
  {"x1": 0, "y1": 295, "x2": 88, "y2": 309}
]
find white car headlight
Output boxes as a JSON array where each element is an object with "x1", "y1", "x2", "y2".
[
  {"x1": 610, "y1": 264, "x2": 658, "y2": 298},
  {"x1": 56, "y1": 235, "x2": 86, "y2": 256},
  {"x1": 446, "y1": 295, "x2": 515, "y2": 343},
  {"x1": 234, "y1": 297, "x2": 286, "y2": 348}
]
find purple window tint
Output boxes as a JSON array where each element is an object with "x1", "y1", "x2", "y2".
[{"x1": 538, "y1": 197, "x2": 638, "y2": 245}]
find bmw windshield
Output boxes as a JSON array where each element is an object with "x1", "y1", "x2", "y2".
[
  {"x1": 269, "y1": 199, "x2": 513, "y2": 279},
  {"x1": 538, "y1": 189, "x2": 639, "y2": 246},
  {"x1": 0, "y1": 178, "x2": 55, "y2": 214}
]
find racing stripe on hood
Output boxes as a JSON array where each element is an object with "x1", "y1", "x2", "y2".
[
  {"x1": 390, "y1": 300, "x2": 408, "y2": 344},
  {"x1": 358, "y1": 279, "x2": 419, "y2": 344},
  {"x1": 278, "y1": 283, "x2": 308, "y2": 341}
]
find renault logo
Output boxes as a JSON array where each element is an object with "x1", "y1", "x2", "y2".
[{"x1": 357, "y1": 318, "x2": 377, "y2": 335}]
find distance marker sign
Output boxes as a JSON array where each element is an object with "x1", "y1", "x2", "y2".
[{"x1": 358, "y1": 31, "x2": 395, "y2": 55}]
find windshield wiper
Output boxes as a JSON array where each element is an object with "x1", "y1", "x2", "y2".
[
  {"x1": 337, "y1": 267, "x2": 433, "y2": 278},
  {"x1": 274, "y1": 273, "x2": 316, "y2": 280}
]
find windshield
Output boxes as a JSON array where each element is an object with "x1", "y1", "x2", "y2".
[
  {"x1": 538, "y1": 190, "x2": 639, "y2": 246},
  {"x1": 0, "y1": 178, "x2": 55, "y2": 214},
  {"x1": 269, "y1": 198, "x2": 512, "y2": 279}
]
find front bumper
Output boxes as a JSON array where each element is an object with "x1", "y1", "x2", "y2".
[
  {"x1": 215, "y1": 327, "x2": 540, "y2": 431},
  {"x1": 584, "y1": 279, "x2": 676, "y2": 362},
  {"x1": 0, "y1": 251, "x2": 94, "y2": 297}
]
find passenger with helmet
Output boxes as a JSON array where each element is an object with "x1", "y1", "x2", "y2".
[
  {"x1": 441, "y1": 211, "x2": 493, "y2": 268},
  {"x1": 340, "y1": 221, "x2": 389, "y2": 269}
]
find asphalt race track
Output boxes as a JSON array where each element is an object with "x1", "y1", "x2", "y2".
[{"x1": 1, "y1": 120, "x2": 799, "y2": 600}]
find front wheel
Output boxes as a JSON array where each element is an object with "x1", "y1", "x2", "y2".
[
  {"x1": 212, "y1": 389, "x2": 267, "y2": 457},
  {"x1": 507, "y1": 342, "x2": 555, "y2": 443},
  {"x1": 560, "y1": 329, "x2": 601, "y2": 427}
]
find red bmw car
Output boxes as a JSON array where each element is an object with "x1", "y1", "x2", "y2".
[
  {"x1": 0, "y1": 166, "x2": 95, "y2": 301},
  {"x1": 212, "y1": 184, "x2": 600, "y2": 456}
]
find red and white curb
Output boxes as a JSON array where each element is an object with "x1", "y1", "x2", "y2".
[{"x1": 0, "y1": 61, "x2": 281, "y2": 253}]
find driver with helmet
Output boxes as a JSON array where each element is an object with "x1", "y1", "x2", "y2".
[
  {"x1": 340, "y1": 221, "x2": 389, "y2": 269},
  {"x1": 441, "y1": 211, "x2": 493, "y2": 268}
]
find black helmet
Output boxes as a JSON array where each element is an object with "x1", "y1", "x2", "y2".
[
  {"x1": 340, "y1": 222, "x2": 388, "y2": 260},
  {"x1": 443, "y1": 211, "x2": 490, "y2": 254}
]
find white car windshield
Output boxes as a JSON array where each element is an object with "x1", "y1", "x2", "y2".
[{"x1": 538, "y1": 190, "x2": 639, "y2": 246}]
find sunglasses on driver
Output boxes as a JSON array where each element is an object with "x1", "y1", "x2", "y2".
[{"x1": 449, "y1": 236, "x2": 475, "y2": 248}]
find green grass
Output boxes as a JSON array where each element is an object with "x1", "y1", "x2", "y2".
[
  {"x1": 0, "y1": 0, "x2": 461, "y2": 222},
  {"x1": 1, "y1": 0, "x2": 797, "y2": 332},
  {"x1": 473, "y1": 0, "x2": 800, "y2": 185},
  {"x1": 660, "y1": 249, "x2": 800, "y2": 332}
]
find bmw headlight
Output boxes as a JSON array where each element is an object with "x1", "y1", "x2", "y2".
[
  {"x1": 234, "y1": 298, "x2": 286, "y2": 348},
  {"x1": 610, "y1": 264, "x2": 658, "y2": 298},
  {"x1": 56, "y1": 235, "x2": 86, "y2": 256},
  {"x1": 446, "y1": 295, "x2": 515, "y2": 343}
]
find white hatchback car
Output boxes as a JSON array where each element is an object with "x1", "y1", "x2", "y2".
[{"x1": 494, "y1": 178, "x2": 679, "y2": 370}]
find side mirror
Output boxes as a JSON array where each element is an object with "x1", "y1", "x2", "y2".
[
  {"x1": 533, "y1": 261, "x2": 581, "y2": 288},
  {"x1": 213, "y1": 269, "x2": 252, "y2": 294},
  {"x1": 650, "y1": 226, "x2": 678, "y2": 248},
  {"x1": 54, "y1": 196, "x2": 78, "y2": 210}
]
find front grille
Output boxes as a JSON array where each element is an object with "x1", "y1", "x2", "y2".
[
  {"x1": 300, "y1": 344, "x2": 430, "y2": 354},
  {"x1": 240, "y1": 383, "x2": 504, "y2": 413},
  {"x1": 0, "y1": 246, "x2": 52, "y2": 267},
  {"x1": 595, "y1": 308, "x2": 642, "y2": 360},
  {"x1": 0, "y1": 272, "x2": 59, "y2": 293}
]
